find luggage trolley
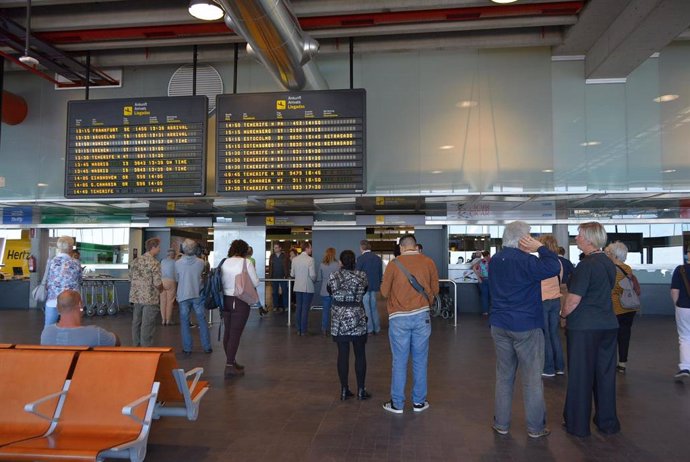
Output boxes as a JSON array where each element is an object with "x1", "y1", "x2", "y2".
[
  {"x1": 84, "y1": 280, "x2": 98, "y2": 317},
  {"x1": 82, "y1": 277, "x2": 120, "y2": 316}
]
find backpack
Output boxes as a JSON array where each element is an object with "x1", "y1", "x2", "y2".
[
  {"x1": 203, "y1": 258, "x2": 226, "y2": 311},
  {"x1": 616, "y1": 265, "x2": 640, "y2": 311}
]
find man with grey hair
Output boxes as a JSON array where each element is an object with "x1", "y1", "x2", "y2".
[
  {"x1": 175, "y1": 239, "x2": 212, "y2": 354},
  {"x1": 129, "y1": 237, "x2": 163, "y2": 346},
  {"x1": 488, "y1": 221, "x2": 560, "y2": 438},
  {"x1": 356, "y1": 239, "x2": 383, "y2": 335}
]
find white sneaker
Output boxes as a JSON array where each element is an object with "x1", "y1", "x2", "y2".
[
  {"x1": 382, "y1": 401, "x2": 403, "y2": 414},
  {"x1": 413, "y1": 401, "x2": 430, "y2": 413},
  {"x1": 541, "y1": 372, "x2": 555, "y2": 378}
]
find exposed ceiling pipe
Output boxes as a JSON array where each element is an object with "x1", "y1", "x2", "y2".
[{"x1": 216, "y1": 0, "x2": 328, "y2": 91}]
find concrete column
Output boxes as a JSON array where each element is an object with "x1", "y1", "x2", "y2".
[{"x1": 553, "y1": 224, "x2": 570, "y2": 259}]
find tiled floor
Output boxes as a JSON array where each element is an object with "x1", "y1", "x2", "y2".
[{"x1": 1, "y1": 307, "x2": 688, "y2": 461}]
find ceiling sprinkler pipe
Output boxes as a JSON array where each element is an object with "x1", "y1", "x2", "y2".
[{"x1": 219, "y1": 0, "x2": 327, "y2": 90}]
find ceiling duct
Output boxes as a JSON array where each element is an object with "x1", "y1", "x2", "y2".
[{"x1": 217, "y1": 0, "x2": 328, "y2": 91}]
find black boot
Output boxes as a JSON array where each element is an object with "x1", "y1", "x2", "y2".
[
  {"x1": 341, "y1": 386, "x2": 354, "y2": 401},
  {"x1": 357, "y1": 388, "x2": 371, "y2": 400}
]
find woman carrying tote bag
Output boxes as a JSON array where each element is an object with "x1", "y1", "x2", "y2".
[{"x1": 220, "y1": 239, "x2": 260, "y2": 378}]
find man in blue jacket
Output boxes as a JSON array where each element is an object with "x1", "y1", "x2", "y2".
[
  {"x1": 489, "y1": 221, "x2": 560, "y2": 439},
  {"x1": 356, "y1": 240, "x2": 383, "y2": 335}
]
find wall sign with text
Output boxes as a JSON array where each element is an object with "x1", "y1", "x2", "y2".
[
  {"x1": 64, "y1": 96, "x2": 207, "y2": 198},
  {"x1": 216, "y1": 89, "x2": 366, "y2": 195}
]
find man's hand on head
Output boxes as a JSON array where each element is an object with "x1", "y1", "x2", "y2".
[{"x1": 518, "y1": 236, "x2": 543, "y2": 253}]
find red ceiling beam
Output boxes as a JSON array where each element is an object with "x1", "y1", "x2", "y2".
[{"x1": 37, "y1": 1, "x2": 584, "y2": 44}]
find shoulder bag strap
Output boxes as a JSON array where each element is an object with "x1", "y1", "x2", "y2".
[
  {"x1": 392, "y1": 258, "x2": 431, "y2": 301},
  {"x1": 41, "y1": 258, "x2": 53, "y2": 285},
  {"x1": 615, "y1": 264, "x2": 630, "y2": 278},
  {"x1": 680, "y1": 266, "x2": 690, "y2": 296}
]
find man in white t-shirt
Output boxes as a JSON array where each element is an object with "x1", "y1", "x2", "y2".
[{"x1": 41, "y1": 289, "x2": 120, "y2": 347}]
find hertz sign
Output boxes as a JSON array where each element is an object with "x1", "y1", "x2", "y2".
[{"x1": 215, "y1": 89, "x2": 366, "y2": 195}]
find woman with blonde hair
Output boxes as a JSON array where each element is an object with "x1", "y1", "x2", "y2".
[
  {"x1": 561, "y1": 222, "x2": 620, "y2": 437},
  {"x1": 317, "y1": 247, "x2": 339, "y2": 336},
  {"x1": 605, "y1": 241, "x2": 640, "y2": 374},
  {"x1": 538, "y1": 235, "x2": 565, "y2": 377},
  {"x1": 44, "y1": 236, "x2": 82, "y2": 326}
]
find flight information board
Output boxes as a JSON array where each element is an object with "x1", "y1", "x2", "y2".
[
  {"x1": 65, "y1": 96, "x2": 207, "y2": 198},
  {"x1": 216, "y1": 89, "x2": 366, "y2": 195}
]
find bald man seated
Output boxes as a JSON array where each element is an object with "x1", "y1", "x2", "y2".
[{"x1": 41, "y1": 289, "x2": 120, "y2": 347}]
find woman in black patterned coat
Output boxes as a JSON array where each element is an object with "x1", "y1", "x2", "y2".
[{"x1": 328, "y1": 249, "x2": 371, "y2": 401}]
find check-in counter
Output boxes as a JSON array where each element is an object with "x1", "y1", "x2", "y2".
[
  {"x1": 446, "y1": 263, "x2": 679, "y2": 316},
  {"x1": 0, "y1": 279, "x2": 31, "y2": 309},
  {"x1": 448, "y1": 264, "x2": 482, "y2": 313},
  {"x1": 631, "y1": 266, "x2": 677, "y2": 315}
]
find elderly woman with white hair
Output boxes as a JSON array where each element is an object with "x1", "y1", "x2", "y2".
[
  {"x1": 44, "y1": 235, "x2": 83, "y2": 326},
  {"x1": 605, "y1": 241, "x2": 640, "y2": 374},
  {"x1": 561, "y1": 222, "x2": 620, "y2": 437}
]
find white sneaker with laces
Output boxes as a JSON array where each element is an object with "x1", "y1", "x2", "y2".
[
  {"x1": 382, "y1": 401, "x2": 403, "y2": 414},
  {"x1": 413, "y1": 401, "x2": 430, "y2": 413}
]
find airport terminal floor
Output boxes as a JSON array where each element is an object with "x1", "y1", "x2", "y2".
[{"x1": 1, "y1": 307, "x2": 688, "y2": 462}]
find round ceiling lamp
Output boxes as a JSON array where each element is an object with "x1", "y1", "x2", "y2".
[{"x1": 188, "y1": 0, "x2": 224, "y2": 21}]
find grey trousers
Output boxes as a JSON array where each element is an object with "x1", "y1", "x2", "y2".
[{"x1": 132, "y1": 303, "x2": 159, "y2": 346}]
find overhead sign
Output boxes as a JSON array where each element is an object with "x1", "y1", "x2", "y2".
[
  {"x1": 216, "y1": 89, "x2": 366, "y2": 195},
  {"x1": 64, "y1": 96, "x2": 208, "y2": 198},
  {"x1": 447, "y1": 200, "x2": 556, "y2": 221},
  {"x1": 2, "y1": 207, "x2": 33, "y2": 225}
]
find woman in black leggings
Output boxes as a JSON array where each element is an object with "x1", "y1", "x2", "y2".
[{"x1": 327, "y1": 250, "x2": 371, "y2": 400}]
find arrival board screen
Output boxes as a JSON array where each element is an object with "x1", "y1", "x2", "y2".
[
  {"x1": 216, "y1": 89, "x2": 366, "y2": 195},
  {"x1": 65, "y1": 96, "x2": 207, "y2": 198}
]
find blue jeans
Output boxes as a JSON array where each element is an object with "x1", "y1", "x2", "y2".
[
  {"x1": 491, "y1": 326, "x2": 546, "y2": 434},
  {"x1": 272, "y1": 281, "x2": 288, "y2": 308},
  {"x1": 363, "y1": 291, "x2": 380, "y2": 333},
  {"x1": 388, "y1": 311, "x2": 431, "y2": 408},
  {"x1": 543, "y1": 298, "x2": 565, "y2": 374},
  {"x1": 479, "y1": 279, "x2": 491, "y2": 313},
  {"x1": 179, "y1": 297, "x2": 212, "y2": 352},
  {"x1": 321, "y1": 295, "x2": 332, "y2": 332},
  {"x1": 295, "y1": 292, "x2": 313, "y2": 334}
]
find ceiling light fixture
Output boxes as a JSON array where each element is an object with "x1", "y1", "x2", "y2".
[
  {"x1": 19, "y1": 0, "x2": 39, "y2": 66},
  {"x1": 662, "y1": 169, "x2": 676, "y2": 173},
  {"x1": 491, "y1": 0, "x2": 519, "y2": 4},
  {"x1": 580, "y1": 141, "x2": 601, "y2": 147},
  {"x1": 455, "y1": 100, "x2": 478, "y2": 108},
  {"x1": 439, "y1": 145, "x2": 455, "y2": 150},
  {"x1": 653, "y1": 94, "x2": 679, "y2": 103},
  {"x1": 541, "y1": 169, "x2": 554, "y2": 173},
  {"x1": 188, "y1": 0, "x2": 224, "y2": 21}
]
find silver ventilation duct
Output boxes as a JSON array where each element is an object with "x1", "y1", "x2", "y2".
[{"x1": 217, "y1": 0, "x2": 328, "y2": 91}]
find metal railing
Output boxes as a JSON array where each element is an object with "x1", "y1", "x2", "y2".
[
  {"x1": 261, "y1": 278, "x2": 293, "y2": 326},
  {"x1": 214, "y1": 277, "x2": 458, "y2": 330}
]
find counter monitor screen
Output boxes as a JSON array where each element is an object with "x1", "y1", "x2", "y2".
[
  {"x1": 216, "y1": 89, "x2": 366, "y2": 195},
  {"x1": 65, "y1": 96, "x2": 208, "y2": 198}
]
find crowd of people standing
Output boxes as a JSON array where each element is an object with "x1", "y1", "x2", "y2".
[{"x1": 33, "y1": 224, "x2": 690, "y2": 436}]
